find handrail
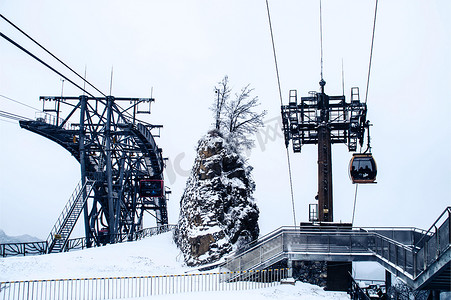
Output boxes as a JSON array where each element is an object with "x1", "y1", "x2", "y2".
[
  {"x1": 228, "y1": 226, "x2": 415, "y2": 262},
  {"x1": 63, "y1": 224, "x2": 176, "y2": 251},
  {"x1": 46, "y1": 179, "x2": 95, "y2": 252},
  {"x1": 46, "y1": 180, "x2": 84, "y2": 245},
  {"x1": 414, "y1": 206, "x2": 451, "y2": 248},
  {"x1": 360, "y1": 226, "x2": 429, "y2": 236},
  {"x1": 35, "y1": 112, "x2": 73, "y2": 130},
  {"x1": 0, "y1": 241, "x2": 47, "y2": 257},
  {"x1": 348, "y1": 272, "x2": 372, "y2": 300},
  {"x1": 247, "y1": 225, "x2": 429, "y2": 247},
  {"x1": 227, "y1": 227, "x2": 287, "y2": 259},
  {"x1": 370, "y1": 232, "x2": 414, "y2": 252}
]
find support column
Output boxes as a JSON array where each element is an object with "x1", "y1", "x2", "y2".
[
  {"x1": 287, "y1": 258, "x2": 293, "y2": 278},
  {"x1": 79, "y1": 95, "x2": 92, "y2": 247},
  {"x1": 385, "y1": 270, "x2": 391, "y2": 291},
  {"x1": 105, "y1": 96, "x2": 116, "y2": 242},
  {"x1": 428, "y1": 291, "x2": 440, "y2": 300},
  {"x1": 317, "y1": 80, "x2": 333, "y2": 222}
]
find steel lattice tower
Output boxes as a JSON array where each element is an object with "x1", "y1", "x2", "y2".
[
  {"x1": 281, "y1": 80, "x2": 368, "y2": 222},
  {"x1": 20, "y1": 95, "x2": 168, "y2": 252}
]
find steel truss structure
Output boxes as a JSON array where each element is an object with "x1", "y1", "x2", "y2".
[
  {"x1": 281, "y1": 80, "x2": 368, "y2": 222},
  {"x1": 20, "y1": 95, "x2": 168, "y2": 250}
]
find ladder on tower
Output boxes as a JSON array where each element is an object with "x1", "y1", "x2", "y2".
[
  {"x1": 287, "y1": 90, "x2": 302, "y2": 152},
  {"x1": 349, "y1": 87, "x2": 362, "y2": 152},
  {"x1": 46, "y1": 179, "x2": 95, "y2": 253}
]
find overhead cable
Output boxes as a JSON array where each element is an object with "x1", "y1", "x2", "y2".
[
  {"x1": 364, "y1": 0, "x2": 378, "y2": 104},
  {"x1": 0, "y1": 94, "x2": 40, "y2": 111},
  {"x1": 352, "y1": 0, "x2": 379, "y2": 224},
  {"x1": 265, "y1": 0, "x2": 297, "y2": 228},
  {"x1": 265, "y1": 0, "x2": 284, "y2": 106},
  {"x1": 0, "y1": 109, "x2": 32, "y2": 121},
  {"x1": 0, "y1": 32, "x2": 97, "y2": 99},
  {"x1": 0, "y1": 14, "x2": 106, "y2": 97}
]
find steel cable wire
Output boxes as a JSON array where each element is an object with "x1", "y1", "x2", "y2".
[
  {"x1": 265, "y1": 0, "x2": 297, "y2": 228},
  {"x1": 0, "y1": 14, "x2": 107, "y2": 97},
  {"x1": 352, "y1": 0, "x2": 379, "y2": 225}
]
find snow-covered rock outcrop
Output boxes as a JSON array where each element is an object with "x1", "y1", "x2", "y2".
[{"x1": 174, "y1": 130, "x2": 259, "y2": 266}]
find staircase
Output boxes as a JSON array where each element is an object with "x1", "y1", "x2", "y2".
[
  {"x1": 223, "y1": 207, "x2": 451, "y2": 291},
  {"x1": 46, "y1": 179, "x2": 95, "y2": 253}
]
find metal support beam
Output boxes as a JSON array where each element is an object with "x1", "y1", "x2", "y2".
[
  {"x1": 317, "y1": 80, "x2": 333, "y2": 222},
  {"x1": 317, "y1": 124, "x2": 333, "y2": 222},
  {"x1": 287, "y1": 257, "x2": 293, "y2": 278},
  {"x1": 79, "y1": 95, "x2": 92, "y2": 247},
  {"x1": 385, "y1": 269, "x2": 392, "y2": 290},
  {"x1": 105, "y1": 96, "x2": 115, "y2": 242}
]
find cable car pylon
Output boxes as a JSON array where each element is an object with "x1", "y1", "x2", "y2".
[{"x1": 281, "y1": 80, "x2": 372, "y2": 222}]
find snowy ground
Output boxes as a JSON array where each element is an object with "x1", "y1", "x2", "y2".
[
  {"x1": 122, "y1": 283, "x2": 350, "y2": 300},
  {"x1": 0, "y1": 232, "x2": 188, "y2": 281},
  {"x1": 0, "y1": 232, "x2": 349, "y2": 299}
]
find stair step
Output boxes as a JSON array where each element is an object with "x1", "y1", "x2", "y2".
[{"x1": 46, "y1": 180, "x2": 95, "y2": 254}]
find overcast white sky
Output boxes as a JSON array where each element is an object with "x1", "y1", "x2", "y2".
[{"x1": 0, "y1": 0, "x2": 450, "y2": 240}]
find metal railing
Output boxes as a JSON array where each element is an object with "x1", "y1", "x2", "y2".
[
  {"x1": 412, "y1": 207, "x2": 450, "y2": 277},
  {"x1": 225, "y1": 228, "x2": 373, "y2": 273},
  {"x1": 0, "y1": 241, "x2": 47, "y2": 257},
  {"x1": 361, "y1": 227, "x2": 429, "y2": 249},
  {"x1": 0, "y1": 269, "x2": 289, "y2": 300},
  {"x1": 367, "y1": 207, "x2": 450, "y2": 281},
  {"x1": 133, "y1": 225, "x2": 174, "y2": 240},
  {"x1": 47, "y1": 179, "x2": 84, "y2": 246},
  {"x1": 35, "y1": 112, "x2": 74, "y2": 130},
  {"x1": 349, "y1": 273, "x2": 371, "y2": 300},
  {"x1": 0, "y1": 225, "x2": 175, "y2": 257},
  {"x1": 62, "y1": 225, "x2": 176, "y2": 252},
  {"x1": 46, "y1": 179, "x2": 95, "y2": 253},
  {"x1": 368, "y1": 232, "x2": 416, "y2": 278}
]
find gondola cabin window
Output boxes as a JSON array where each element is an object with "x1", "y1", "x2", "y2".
[
  {"x1": 139, "y1": 179, "x2": 164, "y2": 197},
  {"x1": 350, "y1": 154, "x2": 377, "y2": 184}
]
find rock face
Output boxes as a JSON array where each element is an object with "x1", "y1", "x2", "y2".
[
  {"x1": 174, "y1": 131, "x2": 259, "y2": 266},
  {"x1": 293, "y1": 261, "x2": 327, "y2": 287}
]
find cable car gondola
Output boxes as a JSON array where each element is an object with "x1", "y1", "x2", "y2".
[
  {"x1": 138, "y1": 179, "x2": 164, "y2": 197},
  {"x1": 349, "y1": 153, "x2": 377, "y2": 184}
]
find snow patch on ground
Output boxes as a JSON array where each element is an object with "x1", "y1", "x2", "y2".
[
  {"x1": 121, "y1": 282, "x2": 349, "y2": 300},
  {"x1": 0, "y1": 232, "x2": 349, "y2": 299},
  {"x1": 0, "y1": 232, "x2": 188, "y2": 281}
]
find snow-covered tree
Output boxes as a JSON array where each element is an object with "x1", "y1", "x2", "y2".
[
  {"x1": 212, "y1": 75, "x2": 231, "y2": 131},
  {"x1": 211, "y1": 76, "x2": 266, "y2": 151}
]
